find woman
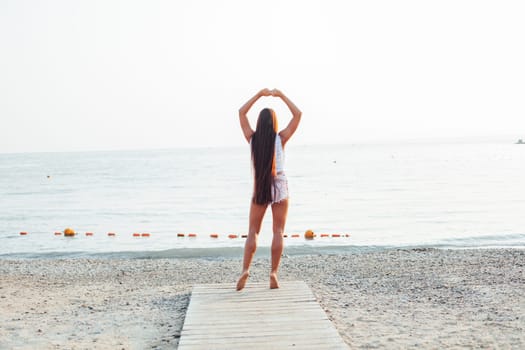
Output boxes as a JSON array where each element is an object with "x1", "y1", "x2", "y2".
[{"x1": 237, "y1": 88, "x2": 302, "y2": 291}]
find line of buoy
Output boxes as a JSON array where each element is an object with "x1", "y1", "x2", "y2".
[{"x1": 21, "y1": 230, "x2": 351, "y2": 239}]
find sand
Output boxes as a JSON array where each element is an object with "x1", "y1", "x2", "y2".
[{"x1": 0, "y1": 248, "x2": 524, "y2": 349}]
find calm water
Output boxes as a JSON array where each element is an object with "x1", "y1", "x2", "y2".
[{"x1": 1, "y1": 141, "x2": 524, "y2": 258}]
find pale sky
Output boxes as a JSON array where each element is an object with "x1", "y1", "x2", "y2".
[{"x1": 1, "y1": 0, "x2": 524, "y2": 153}]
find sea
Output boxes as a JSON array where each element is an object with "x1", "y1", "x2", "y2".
[{"x1": 1, "y1": 140, "x2": 524, "y2": 259}]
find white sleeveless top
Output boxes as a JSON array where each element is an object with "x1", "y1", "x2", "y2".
[
  {"x1": 249, "y1": 134, "x2": 285, "y2": 174},
  {"x1": 275, "y1": 134, "x2": 285, "y2": 174}
]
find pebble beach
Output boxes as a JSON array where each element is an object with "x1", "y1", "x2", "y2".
[{"x1": 1, "y1": 248, "x2": 524, "y2": 349}]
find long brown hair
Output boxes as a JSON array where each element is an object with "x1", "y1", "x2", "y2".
[{"x1": 251, "y1": 108, "x2": 278, "y2": 204}]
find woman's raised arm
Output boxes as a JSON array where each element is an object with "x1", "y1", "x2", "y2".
[
  {"x1": 239, "y1": 88, "x2": 271, "y2": 143},
  {"x1": 273, "y1": 89, "x2": 302, "y2": 145}
]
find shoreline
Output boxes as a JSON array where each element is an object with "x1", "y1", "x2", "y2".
[
  {"x1": 2, "y1": 243, "x2": 524, "y2": 260},
  {"x1": 1, "y1": 248, "x2": 524, "y2": 349}
]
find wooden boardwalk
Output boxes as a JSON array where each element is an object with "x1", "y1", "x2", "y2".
[{"x1": 178, "y1": 281, "x2": 348, "y2": 349}]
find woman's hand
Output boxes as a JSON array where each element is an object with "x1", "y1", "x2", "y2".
[
  {"x1": 270, "y1": 89, "x2": 283, "y2": 98},
  {"x1": 259, "y1": 88, "x2": 272, "y2": 97}
]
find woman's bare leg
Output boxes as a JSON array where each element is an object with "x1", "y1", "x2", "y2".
[
  {"x1": 237, "y1": 201, "x2": 267, "y2": 291},
  {"x1": 270, "y1": 199, "x2": 289, "y2": 289}
]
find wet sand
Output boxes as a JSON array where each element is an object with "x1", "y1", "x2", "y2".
[{"x1": 0, "y1": 248, "x2": 524, "y2": 349}]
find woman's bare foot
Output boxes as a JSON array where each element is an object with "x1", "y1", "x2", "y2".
[
  {"x1": 236, "y1": 271, "x2": 250, "y2": 291},
  {"x1": 269, "y1": 272, "x2": 279, "y2": 289}
]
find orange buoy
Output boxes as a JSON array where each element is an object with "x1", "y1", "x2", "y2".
[
  {"x1": 291, "y1": 234, "x2": 300, "y2": 238},
  {"x1": 304, "y1": 230, "x2": 315, "y2": 239},
  {"x1": 107, "y1": 232, "x2": 116, "y2": 237},
  {"x1": 177, "y1": 233, "x2": 185, "y2": 237},
  {"x1": 19, "y1": 231, "x2": 28, "y2": 236},
  {"x1": 133, "y1": 233, "x2": 140, "y2": 237},
  {"x1": 210, "y1": 234, "x2": 219, "y2": 238},
  {"x1": 332, "y1": 234, "x2": 341, "y2": 238},
  {"x1": 320, "y1": 234, "x2": 329, "y2": 238},
  {"x1": 54, "y1": 231, "x2": 62, "y2": 236},
  {"x1": 188, "y1": 233, "x2": 197, "y2": 238},
  {"x1": 141, "y1": 233, "x2": 150, "y2": 237},
  {"x1": 85, "y1": 232, "x2": 94, "y2": 236},
  {"x1": 228, "y1": 234, "x2": 238, "y2": 239},
  {"x1": 64, "y1": 228, "x2": 75, "y2": 237}
]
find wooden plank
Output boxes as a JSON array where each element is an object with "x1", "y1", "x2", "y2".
[{"x1": 178, "y1": 281, "x2": 348, "y2": 349}]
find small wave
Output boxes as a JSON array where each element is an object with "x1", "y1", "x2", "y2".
[
  {"x1": 0, "y1": 245, "x2": 379, "y2": 260},
  {"x1": 437, "y1": 233, "x2": 525, "y2": 247},
  {"x1": 1, "y1": 233, "x2": 524, "y2": 259}
]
